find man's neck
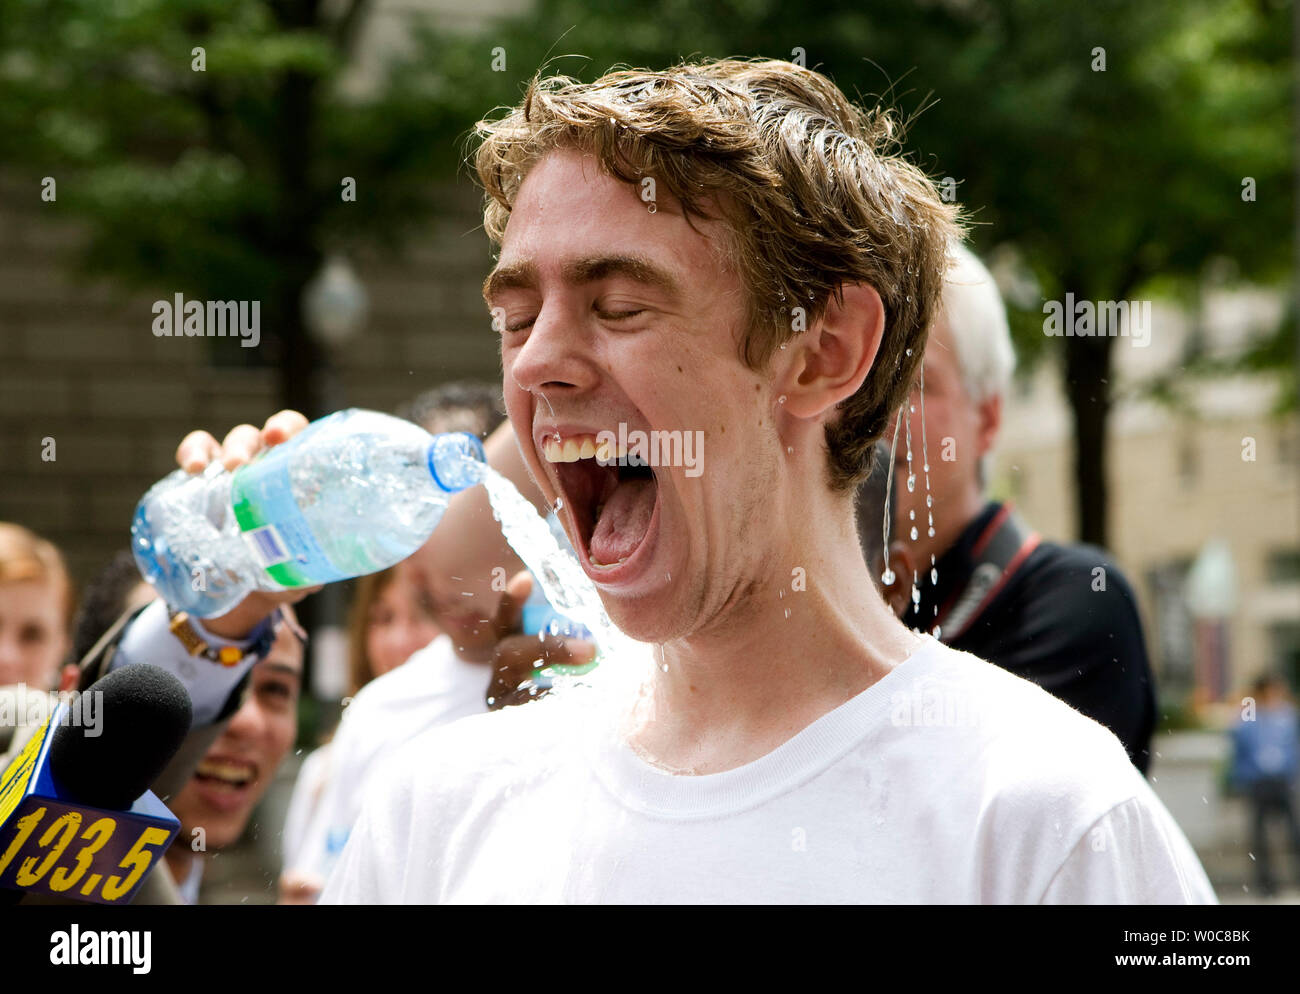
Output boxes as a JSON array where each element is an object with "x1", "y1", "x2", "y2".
[{"x1": 624, "y1": 499, "x2": 924, "y2": 775}]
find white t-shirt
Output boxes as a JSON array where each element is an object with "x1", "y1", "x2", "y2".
[
  {"x1": 280, "y1": 742, "x2": 334, "y2": 873},
  {"x1": 320, "y1": 636, "x2": 1216, "y2": 904},
  {"x1": 285, "y1": 634, "x2": 490, "y2": 880}
]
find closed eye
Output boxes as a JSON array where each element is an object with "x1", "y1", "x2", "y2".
[{"x1": 502, "y1": 307, "x2": 645, "y2": 333}]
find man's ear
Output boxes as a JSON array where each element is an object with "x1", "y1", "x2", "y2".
[
  {"x1": 778, "y1": 283, "x2": 885, "y2": 420},
  {"x1": 974, "y1": 392, "x2": 1002, "y2": 458}
]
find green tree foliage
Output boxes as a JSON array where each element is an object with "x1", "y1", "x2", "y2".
[{"x1": 0, "y1": 0, "x2": 484, "y2": 415}]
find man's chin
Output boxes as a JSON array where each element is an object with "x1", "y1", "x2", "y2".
[{"x1": 596, "y1": 590, "x2": 681, "y2": 646}]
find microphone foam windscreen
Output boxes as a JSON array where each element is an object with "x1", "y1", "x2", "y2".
[{"x1": 48, "y1": 664, "x2": 193, "y2": 810}]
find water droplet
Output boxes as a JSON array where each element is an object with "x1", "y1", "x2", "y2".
[
  {"x1": 910, "y1": 526, "x2": 918, "y2": 541},
  {"x1": 778, "y1": 395, "x2": 786, "y2": 404},
  {"x1": 905, "y1": 348, "x2": 913, "y2": 357},
  {"x1": 787, "y1": 446, "x2": 794, "y2": 454},
  {"x1": 554, "y1": 498, "x2": 563, "y2": 510},
  {"x1": 906, "y1": 474, "x2": 915, "y2": 492},
  {"x1": 927, "y1": 527, "x2": 935, "y2": 538}
]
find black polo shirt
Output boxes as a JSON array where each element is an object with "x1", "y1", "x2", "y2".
[{"x1": 905, "y1": 502, "x2": 1157, "y2": 773}]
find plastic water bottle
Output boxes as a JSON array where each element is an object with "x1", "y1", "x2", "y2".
[{"x1": 131, "y1": 409, "x2": 487, "y2": 618}]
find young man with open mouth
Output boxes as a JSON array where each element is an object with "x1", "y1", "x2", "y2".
[{"x1": 312, "y1": 59, "x2": 1213, "y2": 903}]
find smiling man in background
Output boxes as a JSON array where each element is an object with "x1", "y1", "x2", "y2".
[{"x1": 162, "y1": 619, "x2": 303, "y2": 903}]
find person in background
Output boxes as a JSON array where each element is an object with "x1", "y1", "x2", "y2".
[
  {"x1": 162, "y1": 618, "x2": 303, "y2": 903},
  {"x1": 71, "y1": 549, "x2": 155, "y2": 663},
  {"x1": 878, "y1": 244, "x2": 1158, "y2": 773},
  {"x1": 0, "y1": 522, "x2": 75, "y2": 692},
  {"x1": 346, "y1": 565, "x2": 442, "y2": 697},
  {"x1": 64, "y1": 550, "x2": 308, "y2": 902},
  {"x1": 1230, "y1": 673, "x2": 1300, "y2": 896},
  {"x1": 3, "y1": 545, "x2": 306, "y2": 904},
  {"x1": 278, "y1": 560, "x2": 439, "y2": 888}
]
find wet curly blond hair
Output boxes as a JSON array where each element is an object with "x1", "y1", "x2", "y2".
[{"x1": 474, "y1": 57, "x2": 965, "y2": 490}]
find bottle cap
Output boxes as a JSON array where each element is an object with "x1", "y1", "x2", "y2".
[{"x1": 427, "y1": 432, "x2": 487, "y2": 492}]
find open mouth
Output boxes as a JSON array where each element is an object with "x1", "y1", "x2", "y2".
[{"x1": 542, "y1": 433, "x2": 659, "y2": 569}]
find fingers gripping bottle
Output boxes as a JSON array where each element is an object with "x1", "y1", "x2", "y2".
[{"x1": 131, "y1": 409, "x2": 486, "y2": 618}]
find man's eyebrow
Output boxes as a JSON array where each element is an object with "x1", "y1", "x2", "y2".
[
  {"x1": 482, "y1": 254, "x2": 681, "y2": 304},
  {"x1": 482, "y1": 260, "x2": 537, "y2": 303}
]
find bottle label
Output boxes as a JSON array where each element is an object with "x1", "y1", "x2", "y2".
[{"x1": 230, "y1": 419, "x2": 348, "y2": 588}]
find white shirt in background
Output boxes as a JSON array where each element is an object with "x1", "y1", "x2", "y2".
[{"x1": 284, "y1": 634, "x2": 489, "y2": 882}]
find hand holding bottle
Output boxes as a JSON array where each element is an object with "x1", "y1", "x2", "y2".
[{"x1": 170, "y1": 410, "x2": 320, "y2": 640}]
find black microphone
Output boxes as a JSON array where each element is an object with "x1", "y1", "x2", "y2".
[
  {"x1": 49, "y1": 664, "x2": 192, "y2": 809},
  {"x1": 0, "y1": 664, "x2": 192, "y2": 903}
]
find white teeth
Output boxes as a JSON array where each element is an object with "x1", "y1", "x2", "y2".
[
  {"x1": 541, "y1": 434, "x2": 624, "y2": 463},
  {"x1": 196, "y1": 760, "x2": 253, "y2": 785},
  {"x1": 595, "y1": 442, "x2": 630, "y2": 465}
]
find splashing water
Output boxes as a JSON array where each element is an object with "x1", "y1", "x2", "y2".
[
  {"x1": 903, "y1": 405, "x2": 921, "y2": 614},
  {"x1": 480, "y1": 467, "x2": 642, "y2": 686},
  {"x1": 919, "y1": 363, "x2": 936, "y2": 543},
  {"x1": 880, "y1": 411, "x2": 903, "y2": 588}
]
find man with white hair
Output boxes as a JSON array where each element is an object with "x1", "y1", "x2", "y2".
[{"x1": 878, "y1": 244, "x2": 1157, "y2": 772}]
